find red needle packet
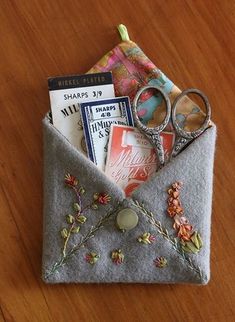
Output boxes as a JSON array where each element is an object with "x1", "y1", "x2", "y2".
[{"x1": 105, "y1": 125, "x2": 175, "y2": 196}]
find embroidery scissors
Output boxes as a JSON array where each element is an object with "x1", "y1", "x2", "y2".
[{"x1": 132, "y1": 85, "x2": 211, "y2": 168}]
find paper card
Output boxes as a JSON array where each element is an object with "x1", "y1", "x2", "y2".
[
  {"x1": 48, "y1": 72, "x2": 115, "y2": 152},
  {"x1": 105, "y1": 125, "x2": 175, "y2": 196},
  {"x1": 79, "y1": 97, "x2": 134, "y2": 171}
]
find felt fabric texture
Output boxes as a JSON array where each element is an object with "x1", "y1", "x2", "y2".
[{"x1": 42, "y1": 116, "x2": 216, "y2": 284}]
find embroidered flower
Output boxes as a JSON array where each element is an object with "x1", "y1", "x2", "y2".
[
  {"x1": 111, "y1": 249, "x2": 124, "y2": 264},
  {"x1": 65, "y1": 174, "x2": 78, "y2": 187},
  {"x1": 92, "y1": 193, "x2": 111, "y2": 208},
  {"x1": 173, "y1": 215, "x2": 193, "y2": 241},
  {"x1": 154, "y1": 256, "x2": 167, "y2": 268},
  {"x1": 172, "y1": 181, "x2": 182, "y2": 190},
  {"x1": 61, "y1": 174, "x2": 113, "y2": 258},
  {"x1": 97, "y1": 193, "x2": 111, "y2": 205},
  {"x1": 137, "y1": 232, "x2": 156, "y2": 245},
  {"x1": 85, "y1": 252, "x2": 100, "y2": 265},
  {"x1": 177, "y1": 224, "x2": 193, "y2": 241},
  {"x1": 173, "y1": 215, "x2": 188, "y2": 226},
  {"x1": 166, "y1": 182, "x2": 203, "y2": 252},
  {"x1": 167, "y1": 205, "x2": 183, "y2": 217}
]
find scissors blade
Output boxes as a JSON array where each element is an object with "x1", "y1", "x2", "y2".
[{"x1": 144, "y1": 131, "x2": 165, "y2": 167}]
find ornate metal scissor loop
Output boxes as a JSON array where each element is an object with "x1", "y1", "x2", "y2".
[
  {"x1": 132, "y1": 85, "x2": 211, "y2": 168},
  {"x1": 132, "y1": 85, "x2": 171, "y2": 167}
]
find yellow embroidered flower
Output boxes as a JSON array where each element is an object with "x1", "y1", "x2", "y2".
[{"x1": 137, "y1": 232, "x2": 156, "y2": 245}]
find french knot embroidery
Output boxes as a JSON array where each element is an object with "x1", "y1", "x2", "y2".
[{"x1": 167, "y1": 182, "x2": 203, "y2": 254}]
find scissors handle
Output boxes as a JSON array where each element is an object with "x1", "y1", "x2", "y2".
[
  {"x1": 132, "y1": 85, "x2": 171, "y2": 167},
  {"x1": 171, "y1": 88, "x2": 211, "y2": 157}
]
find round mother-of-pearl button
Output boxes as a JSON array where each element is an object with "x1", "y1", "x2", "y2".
[{"x1": 116, "y1": 208, "x2": 139, "y2": 230}]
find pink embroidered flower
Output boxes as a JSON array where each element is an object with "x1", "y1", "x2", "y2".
[
  {"x1": 173, "y1": 215, "x2": 193, "y2": 241},
  {"x1": 85, "y1": 252, "x2": 100, "y2": 265},
  {"x1": 65, "y1": 174, "x2": 78, "y2": 187},
  {"x1": 154, "y1": 256, "x2": 167, "y2": 268},
  {"x1": 177, "y1": 225, "x2": 193, "y2": 241},
  {"x1": 173, "y1": 215, "x2": 190, "y2": 229},
  {"x1": 97, "y1": 193, "x2": 111, "y2": 205},
  {"x1": 111, "y1": 249, "x2": 124, "y2": 265},
  {"x1": 172, "y1": 181, "x2": 183, "y2": 190}
]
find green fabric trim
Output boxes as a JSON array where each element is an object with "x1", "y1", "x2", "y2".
[{"x1": 117, "y1": 24, "x2": 130, "y2": 41}]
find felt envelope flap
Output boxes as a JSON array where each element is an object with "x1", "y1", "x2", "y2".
[
  {"x1": 132, "y1": 125, "x2": 217, "y2": 283},
  {"x1": 42, "y1": 116, "x2": 216, "y2": 284}
]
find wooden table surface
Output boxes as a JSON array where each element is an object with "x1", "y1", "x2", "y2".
[{"x1": 0, "y1": 1, "x2": 235, "y2": 321}]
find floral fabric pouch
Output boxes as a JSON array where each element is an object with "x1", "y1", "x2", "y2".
[{"x1": 42, "y1": 25, "x2": 216, "y2": 284}]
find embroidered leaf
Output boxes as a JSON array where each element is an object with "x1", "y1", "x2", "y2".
[
  {"x1": 93, "y1": 193, "x2": 99, "y2": 201},
  {"x1": 91, "y1": 203, "x2": 98, "y2": 210},
  {"x1": 66, "y1": 214, "x2": 75, "y2": 224},
  {"x1": 79, "y1": 187, "x2": 86, "y2": 194},
  {"x1": 181, "y1": 241, "x2": 199, "y2": 253},
  {"x1": 190, "y1": 231, "x2": 200, "y2": 249},
  {"x1": 73, "y1": 203, "x2": 81, "y2": 211},
  {"x1": 71, "y1": 226, "x2": 80, "y2": 234},
  {"x1": 196, "y1": 232, "x2": 203, "y2": 248},
  {"x1": 60, "y1": 228, "x2": 68, "y2": 239},
  {"x1": 180, "y1": 231, "x2": 203, "y2": 253},
  {"x1": 76, "y1": 215, "x2": 87, "y2": 224}
]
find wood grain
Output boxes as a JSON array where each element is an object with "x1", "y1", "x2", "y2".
[{"x1": 0, "y1": 0, "x2": 234, "y2": 321}]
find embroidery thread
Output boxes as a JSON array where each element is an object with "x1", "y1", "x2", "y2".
[
  {"x1": 132, "y1": 200, "x2": 202, "y2": 278},
  {"x1": 167, "y1": 182, "x2": 203, "y2": 254},
  {"x1": 85, "y1": 252, "x2": 100, "y2": 265},
  {"x1": 137, "y1": 232, "x2": 156, "y2": 245},
  {"x1": 111, "y1": 249, "x2": 124, "y2": 264},
  {"x1": 154, "y1": 256, "x2": 167, "y2": 268},
  {"x1": 45, "y1": 174, "x2": 114, "y2": 279}
]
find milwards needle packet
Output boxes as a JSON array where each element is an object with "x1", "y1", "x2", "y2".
[
  {"x1": 79, "y1": 97, "x2": 134, "y2": 170},
  {"x1": 48, "y1": 72, "x2": 115, "y2": 153},
  {"x1": 105, "y1": 125, "x2": 175, "y2": 196}
]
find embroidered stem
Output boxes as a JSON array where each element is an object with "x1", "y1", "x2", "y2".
[
  {"x1": 62, "y1": 222, "x2": 75, "y2": 257},
  {"x1": 73, "y1": 186, "x2": 82, "y2": 206},
  {"x1": 132, "y1": 200, "x2": 202, "y2": 279},
  {"x1": 45, "y1": 205, "x2": 120, "y2": 279}
]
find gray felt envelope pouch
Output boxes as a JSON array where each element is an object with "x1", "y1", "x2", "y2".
[{"x1": 42, "y1": 115, "x2": 216, "y2": 284}]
